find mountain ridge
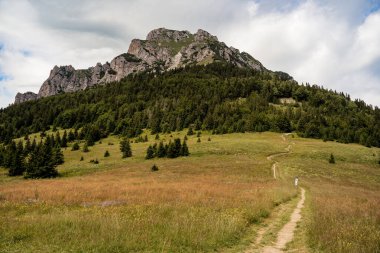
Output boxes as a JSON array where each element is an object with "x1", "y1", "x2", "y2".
[{"x1": 15, "y1": 28, "x2": 266, "y2": 104}]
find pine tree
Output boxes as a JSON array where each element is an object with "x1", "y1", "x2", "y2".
[
  {"x1": 167, "y1": 141, "x2": 176, "y2": 158},
  {"x1": 25, "y1": 141, "x2": 58, "y2": 178},
  {"x1": 157, "y1": 141, "x2": 166, "y2": 158},
  {"x1": 187, "y1": 127, "x2": 194, "y2": 136},
  {"x1": 174, "y1": 138, "x2": 181, "y2": 157},
  {"x1": 151, "y1": 164, "x2": 159, "y2": 172},
  {"x1": 61, "y1": 130, "x2": 68, "y2": 148},
  {"x1": 55, "y1": 132, "x2": 61, "y2": 147},
  {"x1": 104, "y1": 150, "x2": 110, "y2": 157},
  {"x1": 180, "y1": 140, "x2": 190, "y2": 156},
  {"x1": 155, "y1": 134, "x2": 160, "y2": 140},
  {"x1": 146, "y1": 145, "x2": 155, "y2": 159},
  {"x1": 8, "y1": 149, "x2": 24, "y2": 176},
  {"x1": 152, "y1": 143, "x2": 158, "y2": 157},
  {"x1": 120, "y1": 137, "x2": 132, "y2": 158},
  {"x1": 208, "y1": 137, "x2": 211, "y2": 141},
  {"x1": 71, "y1": 142, "x2": 80, "y2": 151},
  {"x1": 196, "y1": 131, "x2": 201, "y2": 137},
  {"x1": 329, "y1": 153, "x2": 335, "y2": 164},
  {"x1": 52, "y1": 147, "x2": 64, "y2": 165},
  {"x1": 197, "y1": 137, "x2": 201, "y2": 143},
  {"x1": 68, "y1": 130, "x2": 75, "y2": 142},
  {"x1": 144, "y1": 135, "x2": 148, "y2": 142},
  {"x1": 184, "y1": 135, "x2": 188, "y2": 141},
  {"x1": 25, "y1": 138, "x2": 32, "y2": 154}
]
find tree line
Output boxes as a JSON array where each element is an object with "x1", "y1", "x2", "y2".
[{"x1": 0, "y1": 62, "x2": 378, "y2": 148}]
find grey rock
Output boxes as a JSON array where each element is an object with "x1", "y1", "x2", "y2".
[
  {"x1": 14, "y1": 92, "x2": 38, "y2": 104},
  {"x1": 15, "y1": 28, "x2": 266, "y2": 103}
]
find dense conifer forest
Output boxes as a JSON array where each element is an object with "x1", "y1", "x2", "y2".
[{"x1": 0, "y1": 62, "x2": 379, "y2": 149}]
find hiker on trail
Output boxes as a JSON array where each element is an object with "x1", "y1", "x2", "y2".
[{"x1": 294, "y1": 176, "x2": 299, "y2": 187}]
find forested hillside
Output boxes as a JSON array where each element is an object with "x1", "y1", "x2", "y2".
[{"x1": 1, "y1": 62, "x2": 379, "y2": 147}]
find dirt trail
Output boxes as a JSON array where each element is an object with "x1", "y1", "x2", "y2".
[
  {"x1": 249, "y1": 134, "x2": 305, "y2": 252},
  {"x1": 262, "y1": 188, "x2": 305, "y2": 253}
]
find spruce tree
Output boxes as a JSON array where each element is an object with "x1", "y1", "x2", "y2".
[
  {"x1": 120, "y1": 137, "x2": 132, "y2": 158},
  {"x1": 8, "y1": 149, "x2": 24, "y2": 176},
  {"x1": 157, "y1": 141, "x2": 166, "y2": 158},
  {"x1": 174, "y1": 138, "x2": 181, "y2": 157},
  {"x1": 146, "y1": 145, "x2": 155, "y2": 159},
  {"x1": 180, "y1": 140, "x2": 190, "y2": 156},
  {"x1": 25, "y1": 141, "x2": 58, "y2": 178},
  {"x1": 68, "y1": 130, "x2": 75, "y2": 142},
  {"x1": 52, "y1": 147, "x2": 64, "y2": 165},
  {"x1": 152, "y1": 143, "x2": 158, "y2": 157},
  {"x1": 329, "y1": 153, "x2": 335, "y2": 164},
  {"x1": 71, "y1": 142, "x2": 80, "y2": 151},
  {"x1": 151, "y1": 164, "x2": 159, "y2": 172},
  {"x1": 167, "y1": 141, "x2": 176, "y2": 158},
  {"x1": 55, "y1": 132, "x2": 61, "y2": 147},
  {"x1": 61, "y1": 130, "x2": 68, "y2": 148},
  {"x1": 104, "y1": 150, "x2": 110, "y2": 157},
  {"x1": 187, "y1": 127, "x2": 194, "y2": 136}
]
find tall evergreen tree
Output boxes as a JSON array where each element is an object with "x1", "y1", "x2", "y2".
[
  {"x1": 180, "y1": 140, "x2": 190, "y2": 156},
  {"x1": 146, "y1": 145, "x2": 155, "y2": 159},
  {"x1": 25, "y1": 141, "x2": 58, "y2": 178},
  {"x1": 61, "y1": 130, "x2": 68, "y2": 148},
  {"x1": 120, "y1": 137, "x2": 132, "y2": 158},
  {"x1": 157, "y1": 141, "x2": 166, "y2": 158}
]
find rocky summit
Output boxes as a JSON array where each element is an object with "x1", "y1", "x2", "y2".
[{"x1": 15, "y1": 28, "x2": 265, "y2": 104}]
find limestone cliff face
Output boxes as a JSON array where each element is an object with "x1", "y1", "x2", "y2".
[
  {"x1": 14, "y1": 92, "x2": 38, "y2": 104},
  {"x1": 15, "y1": 28, "x2": 265, "y2": 103}
]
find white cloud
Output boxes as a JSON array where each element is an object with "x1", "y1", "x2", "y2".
[
  {"x1": 223, "y1": 1, "x2": 380, "y2": 106},
  {"x1": 0, "y1": 0, "x2": 379, "y2": 108}
]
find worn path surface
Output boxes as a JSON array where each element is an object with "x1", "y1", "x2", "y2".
[{"x1": 245, "y1": 134, "x2": 306, "y2": 253}]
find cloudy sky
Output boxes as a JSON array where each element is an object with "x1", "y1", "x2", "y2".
[{"x1": 0, "y1": 0, "x2": 379, "y2": 108}]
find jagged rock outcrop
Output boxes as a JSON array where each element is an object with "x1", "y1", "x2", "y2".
[
  {"x1": 14, "y1": 92, "x2": 38, "y2": 104},
  {"x1": 15, "y1": 28, "x2": 266, "y2": 103}
]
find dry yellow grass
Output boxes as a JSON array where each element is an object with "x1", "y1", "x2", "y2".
[{"x1": 0, "y1": 131, "x2": 297, "y2": 252}]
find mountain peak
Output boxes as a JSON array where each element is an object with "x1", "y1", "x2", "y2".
[
  {"x1": 15, "y1": 28, "x2": 265, "y2": 104},
  {"x1": 146, "y1": 28, "x2": 192, "y2": 42}
]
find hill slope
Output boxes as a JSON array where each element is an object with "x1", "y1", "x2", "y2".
[{"x1": 1, "y1": 63, "x2": 379, "y2": 148}]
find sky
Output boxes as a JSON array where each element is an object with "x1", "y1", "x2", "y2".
[{"x1": 0, "y1": 0, "x2": 380, "y2": 108}]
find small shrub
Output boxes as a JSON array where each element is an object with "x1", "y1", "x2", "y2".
[
  {"x1": 329, "y1": 153, "x2": 335, "y2": 164},
  {"x1": 80, "y1": 156, "x2": 84, "y2": 161},
  {"x1": 197, "y1": 138, "x2": 201, "y2": 143},
  {"x1": 108, "y1": 142, "x2": 114, "y2": 145},
  {"x1": 187, "y1": 127, "x2": 194, "y2": 136},
  {"x1": 208, "y1": 137, "x2": 211, "y2": 141},
  {"x1": 71, "y1": 142, "x2": 80, "y2": 151},
  {"x1": 104, "y1": 150, "x2": 110, "y2": 157},
  {"x1": 90, "y1": 159, "x2": 99, "y2": 164},
  {"x1": 151, "y1": 164, "x2": 159, "y2": 172},
  {"x1": 196, "y1": 131, "x2": 201, "y2": 137},
  {"x1": 82, "y1": 143, "x2": 89, "y2": 152}
]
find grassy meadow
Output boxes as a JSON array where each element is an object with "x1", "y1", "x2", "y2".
[{"x1": 0, "y1": 131, "x2": 379, "y2": 252}]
